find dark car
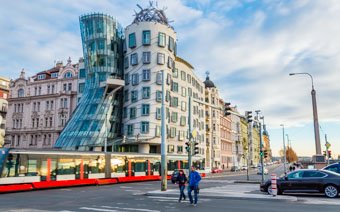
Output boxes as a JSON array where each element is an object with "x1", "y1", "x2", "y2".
[
  {"x1": 260, "y1": 169, "x2": 340, "y2": 198},
  {"x1": 322, "y1": 162, "x2": 340, "y2": 174},
  {"x1": 171, "y1": 170, "x2": 180, "y2": 183}
]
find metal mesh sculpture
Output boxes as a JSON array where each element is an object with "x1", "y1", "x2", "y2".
[{"x1": 133, "y1": 1, "x2": 173, "y2": 28}]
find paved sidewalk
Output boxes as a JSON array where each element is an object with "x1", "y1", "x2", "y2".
[{"x1": 146, "y1": 183, "x2": 297, "y2": 202}]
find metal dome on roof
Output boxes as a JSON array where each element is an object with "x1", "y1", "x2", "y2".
[
  {"x1": 203, "y1": 71, "x2": 216, "y2": 88},
  {"x1": 132, "y1": 1, "x2": 173, "y2": 28}
]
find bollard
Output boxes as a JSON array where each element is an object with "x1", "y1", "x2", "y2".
[{"x1": 271, "y1": 173, "x2": 277, "y2": 196}]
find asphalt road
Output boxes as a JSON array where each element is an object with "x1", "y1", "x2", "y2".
[{"x1": 0, "y1": 165, "x2": 339, "y2": 212}]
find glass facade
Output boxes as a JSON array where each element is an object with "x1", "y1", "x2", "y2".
[{"x1": 54, "y1": 14, "x2": 124, "y2": 151}]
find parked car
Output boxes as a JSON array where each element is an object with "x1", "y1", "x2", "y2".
[
  {"x1": 241, "y1": 166, "x2": 248, "y2": 170},
  {"x1": 322, "y1": 162, "x2": 340, "y2": 174},
  {"x1": 260, "y1": 169, "x2": 340, "y2": 198},
  {"x1": 231, "y1": 166, "x2": 240, "y2": 172},
  {"x1": 212, "y1": 167, "x2": 223, "y2": 173}
]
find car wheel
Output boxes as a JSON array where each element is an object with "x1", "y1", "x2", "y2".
[
  {"x1": 267, "y1": 185, "x2": 273, "y2": 195},
  {"x1": 324, "y1": 185, "x2": 338, "y2": 198}
]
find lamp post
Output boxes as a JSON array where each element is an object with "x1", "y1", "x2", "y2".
[
  {"x1": 289, "y1": 73, "x2": 321, "y2": 155},
  {"x1": 280, "y1": 124, "x2": 286, "y2": 174},
  {"x1": 160, "y1": 70, "x2": 167, "y2": 191},
  {"x1": 255, "y1": 110, "x2": 264, "y2": 183}
]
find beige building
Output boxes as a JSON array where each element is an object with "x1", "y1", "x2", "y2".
[
  {"x1": 203, "y1": 74, "x2": 221, "y2": 170},
  {"x1": 0, "y1": 77, "x2": 10, "y2": 147},
  {"x1": 5, "y1": 58, "x2": 81, "y2": 149},
  {"x1": 219, "y1": 98, "x2": 233, "y2": 170}
]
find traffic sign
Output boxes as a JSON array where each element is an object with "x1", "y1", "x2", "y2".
[{"x1": 325, "y1": 142, "x2": 331, "y2": 149}]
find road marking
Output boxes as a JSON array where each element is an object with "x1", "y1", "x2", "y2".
[
  {"x1": 80, "y1": 207, "x2": 119, "y2": 212},
  {"x1": 102, "y1": 206, "x2": 160, "y2": 212},
  {"x1": 147, "y1": 196, "x2": 211, "y2": 202},
  {"x1": 120, "y1": 186, "x2": 133, "y2": 189}
]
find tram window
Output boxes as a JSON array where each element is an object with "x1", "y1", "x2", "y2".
[
  {"x1": 3, "y1": 154, "x2": 19, "y2": 177},
  {"x1": 111, "y1": 157, "x2": 125, "y2": 173},
  {"x1": 134, "y1": 161, "x2": 146, "y2": 172},
  {"x1": 88, "y1": 156, "x2": 105, "y2": 174},
  {"x1": 27, "y1": 160, "x2": 38, "y2": 176},
  {"x1": 57, "y1": 158, "x2": 75, "y2": 175},
  {"x1": 168, "y1": 160, "x2": 176, "y2": 171}
]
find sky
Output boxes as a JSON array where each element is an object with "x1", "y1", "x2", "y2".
[{"x1": 0, "y1": 0, "x2": 340, "y2": 157}]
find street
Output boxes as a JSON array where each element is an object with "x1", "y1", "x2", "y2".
[{"x1": 0, "y1": 164, "x2": 340, "y2": 212}]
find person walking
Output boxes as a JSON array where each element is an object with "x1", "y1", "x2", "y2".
[
  {"x1": 176, "y1": 170, "x2": 187, "y2": 202},
  {"x1": 188, "y1": 166, "x2": 201, "y2": 206}
]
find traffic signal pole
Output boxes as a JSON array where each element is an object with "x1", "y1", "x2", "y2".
[
  {"x1": 161, "y1": 70, "x2": 167, "y2": 191},
  {"x1": 188, "y1": 96, "x2": 192, "y2": 169}
]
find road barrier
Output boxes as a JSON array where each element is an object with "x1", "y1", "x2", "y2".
[{"x1": 271, "y1": 174, "x2": 277, "y2": 196}]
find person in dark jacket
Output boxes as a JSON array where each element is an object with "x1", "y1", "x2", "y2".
[
  {"x1": 188, "y1": 166, "x2": 201, "y2": 206},
  {"x1": 176, "y1": 170, "x2": 187, "y2": 202}
]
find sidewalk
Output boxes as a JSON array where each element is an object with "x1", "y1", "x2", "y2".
[{"x1": 146, "y1": 183, "x2": 297, "y2": 202}]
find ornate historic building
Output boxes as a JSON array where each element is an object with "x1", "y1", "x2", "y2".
[
  {"x1": 5, "y1": 58, "x2": 80, "y2": 148},
  {"x1": 0, "y1": 77, "x2": 10, "y2": 147}
]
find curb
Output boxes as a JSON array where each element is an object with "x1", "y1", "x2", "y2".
[
  {"x1": 145, "y1": 191, "x2": 298, "y2": 202},
  {"x1": 234, "y1": 181, "x2": 261, "y2": 184}
]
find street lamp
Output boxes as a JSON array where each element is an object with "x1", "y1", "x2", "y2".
[
  {"x1": 255, "y1": 110, "x2": 264, "y2": 183},
  {"x1": 289, "y1": 72, "x2": 321, "y2": 155},
  {"x1": 280, "y1": 124, "x2": 287, "y2": 174}
]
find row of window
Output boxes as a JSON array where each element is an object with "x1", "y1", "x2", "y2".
[
  {"x1": 172, "y1": 68, "x2": 204, "y2": 94},
  {"x1": 124, "y1": 87, "x2": 151, "y2": 102},
  {"x1": 14, "y1": 103, "x2": 24, "y2": 113},
  {"x1": 124, "y1": 52, "x2": 174, "y2": 69},
  {"x1": 37, "y1": 72, "x2": 72, "y2": 81},
  {"x1": 9, "y1": 134, "x2": 52, "y2": 147},
  {"x1": 12, "y1": 119, "x2": 23, "y2": 129},
  {"x1": 127, "y1": 31, "x2": 175, "y2": 53}
]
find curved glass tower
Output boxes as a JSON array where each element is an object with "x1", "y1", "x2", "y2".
[{"x1": 55, "y1": 14, "x2": 124, "y2": 151}]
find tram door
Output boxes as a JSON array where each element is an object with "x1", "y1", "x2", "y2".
[
  {"x1": 76, "y1": 159, "x2": 89, "y2": 179},
  {"x1": 41, "y1": 158, "x2": 57, "y2": 181},
  {"x1": 146, "y1": 160, "x2": 154, "y2": 176}
]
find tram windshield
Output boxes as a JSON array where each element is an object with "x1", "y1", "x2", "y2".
[{"x1": 0, "y1": 148, "x2": 8, "y2": 176}]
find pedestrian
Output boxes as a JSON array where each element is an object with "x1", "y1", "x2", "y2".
[
  {"x1": 188, "y1": 166, "x2": 201, "y2": 206},
  {"x1": 176, "y1": 170, "x2": 187, "y2": 202}
]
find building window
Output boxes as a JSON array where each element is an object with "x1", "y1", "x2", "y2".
[
  {"x1": 142, "y1": 30, "x2": 151, "y2": 45},
  {"x1": 157, "y1": 53, "x2": 165, "y2": 64},
  {"x1": 156, "y1": 72, "x2": 162, "y2": 85},
  {"x1": 170, "y1": 97, "x2": 178, "y2": 107},
  {"x1": 155, "y1": 125, "x2": 161, "y2": 137},
  {"x1": 130, "y1": 107, "x2": 136, "y2": 119},
  {"x1": 180, "y1": 116, "x2": 186, "y2": 126},
  {"x1": 156, "y1": 108, "x2": 161, "y2": 120},
  {"x1": 132, "y1": 73, "x2": 139, "y2": 85},
  {"x1": 131, "y1": 90, "x2": 138, "y2": 103},
  {"x1": 46, "y1": 101, "x2": 49, "y2": 111},
  {"x1": 181, "y1": 87, "x2": 186, "y2": 97},
  {"x1": 38, "y1": 74, "x2": 45, "y2": 80},
  {"x1": 64, "y1": 72, "x2": 73, "y2": 78},
  {"x1": 167, "y1": 56, "x2": 173, "y2": 69},
  {"x1": 181, "y1": 71, "x2": 186, "y2": 81},
  {"x1": 123, "y1": 107, "x2": 127, "y2": 119},
  {"x1": 172, "y1": 82, "x2": 178, "y2": 92},
  {"x1": 173, "y1": 68, "x2": 178, "y2": 78},
  {"x1": 170, "y1": 127, "x2": 176, "y2": 138},
  {"x1": 181, "y1": 101, "x2": 186, "y2": 111},
  {"x1": 171, "y1": 112, "x2": 178, "y2": 123},
  {"x1": 78, "y1": 83, "x2": 85, "y2": 93},
  {"x1": 124, "y1": 90, "x2": 129, "y2": 102},
  {"x1": 128, "y1": 33, "x2": 136, "y2": 48},
  {"x1": 168, "y1": 36, "x2": 175, "y2": 52},
  {"x1": 131, "y1": 53, "x2": 138, "y2": 66},
  {"x1": 141, "y1": 104, "x2": 150, "y2": 116},
  {"x1": 142, "y1": 52, "x2": 151, "y2": 64},
  {"x1": 127, "y1": 124, "x2": 134, "y2": 136},
  {"x1": 124, "y1": 56, "x2": 129, "y2": 69},
  {"x1": 142, "y1": 87, "x2": 150, "y2": 99},
  {"x1": 158, "y1": 32, "x2": 166, "y2": 47},
  {"x1": 177, "y1": 146, "x2": 183, "y2": 153},
  {"x1": 142, "y1": 69, "x2": 151, "y2": 81},
  {"x1": 18, "y1": 88, "x2": 25, "y2": 97},
  {"x1": 51, "y1": 85, "x2": 55, "y2": 94},
  {"x1": 63, "y1": 83, "x2": 67, "y2": 91},
  {"x1": 79, "y1": 69, "x2": 86, "y2": 79},
  {"x1": 49, "y1": 117, "x2": 53, "y2": 127},
  {"x1": 141, "y1": 121, "x2": 149, "y2": 134},
  {"x1": 156, "y1": 91, "x2": 162, "y2": 102},
  {"x1": 124, "y1": 73, "x2": 130, "y2": 85},
  {"x1": 168, "y1": 145, "x2": 174, "y2": 153},
  {"x1": 68, "y1": 83, "x2": 72, "y2": 91},
  {"x1": 187, "y1": 74, "x2": 192, "y2": 83},
  {"x1": 51, "y1": 72, "x2": 58, "y2": 78},
  {"x1": 50, "y1": 100, "x2": 54, "y2": 110}
]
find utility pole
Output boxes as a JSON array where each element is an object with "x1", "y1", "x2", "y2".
[
  {"x1": 160, "y1": 70, "x2": 167, "y2": 191},
  {"x1": 280, "y1": 124, "x2": 286, "y2": 175},
  {"x1": 255, "y1": 110, "x2": 264, "y2": 184},
  {"x1": 245, "y1": 111, "x2": 253, "y2": 181}
]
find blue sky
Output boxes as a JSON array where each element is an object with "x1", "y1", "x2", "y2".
[{"x1": 1, "y1": 0, "x2": 340, "y2": 157}]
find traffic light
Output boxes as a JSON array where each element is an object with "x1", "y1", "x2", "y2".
[
  {"x1": 193, "y1": 142, "x2": 199, "y2": 155},
  {"x1": 224, "y1": 102, "x2": 231, "y2": 116},
  {"x1": 246, "y1": 111, "x2": 252, "y2": 123},
  {"x1": 260, "y1": 151, "x2": 263, "y2": 157},
  {"x1": 328, "y1": 150, "x2": 332, "y2": 158},
  {"x1": 323, "y1": 151, "x2": 327, "y2": 157},
  {"x1": 185, "y1": 142, "x2": 190, "y2": 153},
  {"x1": 264, "y1": 150, "x2": 268, "y2": 158}
]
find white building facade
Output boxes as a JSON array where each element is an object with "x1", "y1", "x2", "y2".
[{"x1": 5, "y1": 58, "x2": 80, "y2": 149}]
